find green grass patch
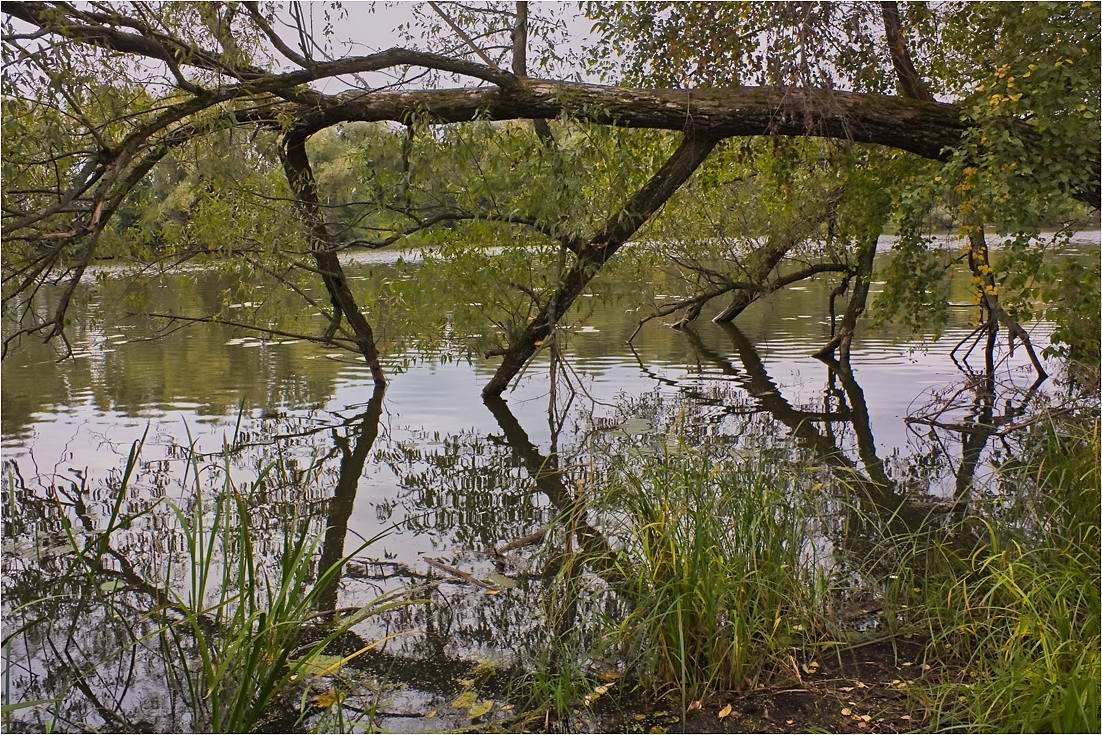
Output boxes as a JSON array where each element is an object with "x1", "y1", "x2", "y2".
[
  {"x1": 573, "y1": 444, "x2": 835, "y2": 709},
  {"x1": 882, "y1": 417, "x2": 1101, "y2": 732}
]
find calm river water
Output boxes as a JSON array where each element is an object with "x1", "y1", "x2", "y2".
[{"x1": 2, "y1": 234, "x2": 1097, "y2": 731}]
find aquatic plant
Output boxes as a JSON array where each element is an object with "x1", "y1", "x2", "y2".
[
  {"x1": 2, "y1": 438, "x2": 415, "y2": 733},
  {"x1": 556, "y1": 443, "x2": 836, "y2": 709}
]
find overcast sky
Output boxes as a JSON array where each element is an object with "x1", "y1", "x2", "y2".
[
  {"x1": 302, "y1": 1, "x2": 601, "y2": 91},
  {"x1": 2, "y1": 2, "x2": 603, "y2": 95}
]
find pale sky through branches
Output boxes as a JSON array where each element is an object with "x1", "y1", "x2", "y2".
[{"x1": 302, "y1": 0, "x2": 600, "y2": 92}]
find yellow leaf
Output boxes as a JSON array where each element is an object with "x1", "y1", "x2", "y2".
[
  {"x1": 842, "y1": 707, "x2": 853, "y2": 716},
  {"x1": 599, "y1": 670, "x2": 621, "y2": 683},
  {"x1": 718, "y1": 703, "x2": 733, "y2": 719}
]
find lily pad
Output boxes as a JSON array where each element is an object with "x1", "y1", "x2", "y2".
[
  {"x1": 451, "y1": 690, "x2": 477, "y2": 709},
  {"x1": 294, "y1": 654, "x2": 347, "y2": 676},
  {"x1": 468, "y1": 699, "x2": 494, "y2": 719},
  {"x1": 484, "y1": 573, "x2": 518, "y2": 589},
  {"x1": 617, "y1": 417, "x2": 653, "y2": 435}
]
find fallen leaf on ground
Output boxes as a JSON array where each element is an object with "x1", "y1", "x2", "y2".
[
  {"x1": 718, "y1": 704, "x2": 733, "y2": 719},
  {"x1": 687, "y1": 700, "x2": 702, "y2": 711},
  {"x1": 841, "y1": 707, "x2": 853, "y2": 716}
]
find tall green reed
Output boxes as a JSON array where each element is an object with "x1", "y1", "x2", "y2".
[
  {"x1": 879, "y1": 417, "x2": 1100, "y2": 732},
  {"x1": 8, "y1": 436, "x2": 415, "y2": 733},
  {"x1": 596, "y1": 443, "x2": 834, "y2": 706}
]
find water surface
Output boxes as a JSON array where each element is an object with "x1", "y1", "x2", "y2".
[{"x1": 2, "y1": 237, "x2": 1094, "y2": 731}]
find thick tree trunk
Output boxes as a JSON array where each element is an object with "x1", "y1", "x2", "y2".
[
  {"x1": 280, "y1": 133, "x2": 387, "y2": 385},
  {"x1": 482, "y1": 134, "x2": 719, "y2": 397},
  {"x1": 300, "y1": 82, "x2": 966, "y2": 159},
  {"x1": 8, "y1": 0, "x2": 1098, "y2": 206}
]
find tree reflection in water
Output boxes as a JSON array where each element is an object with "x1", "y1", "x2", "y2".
[{"x1": 1, "y1": 328, "x2": 1065, "y2": 732}]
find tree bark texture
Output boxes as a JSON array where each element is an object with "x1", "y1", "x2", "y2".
[
  {"x1": 296, "y1": 82, "x2": 975, "y2": 171},
  {"x1": 8, "y1": 1, "x2": 1096, "y2": 206},
  {"x1": 510, "y1": 1, "x2": 554, "y2": 143},
  {"x1": 880, "y1": 1, "x2": 935, "y2": 102}
]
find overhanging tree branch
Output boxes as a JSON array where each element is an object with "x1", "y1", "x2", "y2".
[{"x1": 482, "y1": 133, "x2": 721, "y2": 398}]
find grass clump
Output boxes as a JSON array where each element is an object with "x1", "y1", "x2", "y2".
[
  {"x1": 598, "y1": 445, "x2": 833, "y2": 706},
  {"x1": 5, "y1": 439, "x2": 411, "y2": 733},
  {"x1": 162, "y1": 479, "x2": 402, "y2": 733},
  {"x1": 885, "y1": 417, "x2": 1101, "y2": 733}
]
